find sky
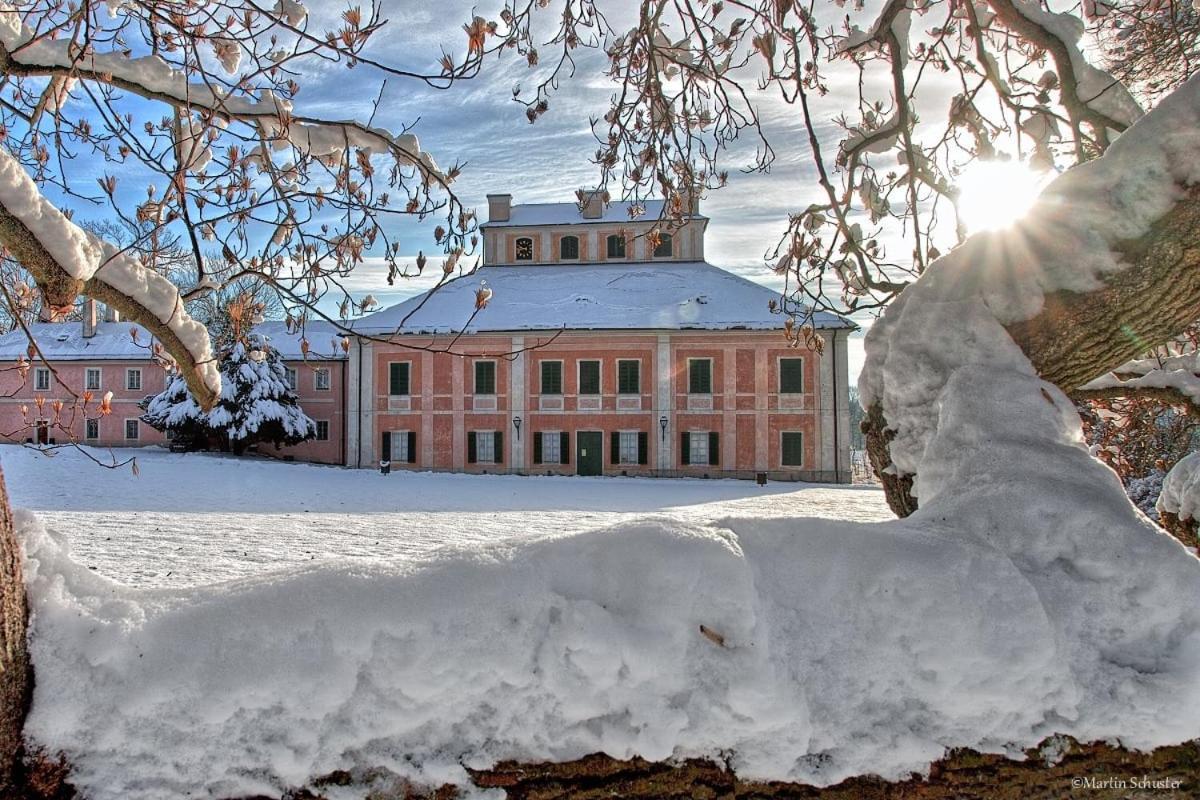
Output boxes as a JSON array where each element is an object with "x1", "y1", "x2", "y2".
[{"x1": 269, "y1": 0, "x2": 882, "y2": 382}]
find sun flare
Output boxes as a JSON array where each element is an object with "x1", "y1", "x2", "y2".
[{"x1": 955, "y1": 160, "x2": 1048, "y2": 234}]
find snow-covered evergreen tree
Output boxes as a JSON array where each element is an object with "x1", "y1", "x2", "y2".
[{"x1": 142, "y1": 333, "x2": 315, "y2": 455}]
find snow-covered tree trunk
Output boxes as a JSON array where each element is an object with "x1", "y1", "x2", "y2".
[
  {"x1": 866, "y1": 177, "x2": 1200, "y2": 517},
  {"x1": 0, "y1": 465, "x2": 30, "y2": 794}
]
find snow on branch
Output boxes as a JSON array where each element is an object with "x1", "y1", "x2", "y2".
[
  {"x1": 0, "y1": 147, "x2": 219, "y2": 405},
  {"x1": 861, "y1": 73, "x2": 1200, "y2": 495},
  {"x1": 0, "y1": 5, "x2": 445, "y2": 181}
]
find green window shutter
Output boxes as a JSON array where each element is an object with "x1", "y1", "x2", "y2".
[
  {"x1": 407, "y1": 431, "x2": 417, "y2": 463},
  {"x1": 560, "y1": 236, "x2": 579, "y2": 259},
  {"x1": 638, "y1": 432, "x2": 648, "y2": 465},
  {"x1": 606, "y1": 235, "x2": 625, "y2": 258},
  {"x1": 782, "y1": 432, "x2": 803, "y2": 466},
  {"x1": 495, "y1": 431, "x2": 504, "y2": 464},
  {"x1": 580, "y1": 361, "x2": 600, "y2": 394},
  {"x1": 389, "y1": 362, "x2": 410, "y2": 395},
  {"x1": 689, "y1": 361, "x2": 711, "y2": 394},
  {"x1": 467, "y1": 432, "x2": 477, "y2": 463},
  {"x1": 475, "y1": 361, "x2": 495, "y2": 395},
  {"x1": 560, "y1": 432, "x2": 570, "y2": 464},
  {"x1": 779, "y1": 358, "x2": 804, "y2": 393},
  {"x1": 533, "y1": 432, "x2": 543, "y2": 464},
  {"x1": 680, "y1": 431, "x2": 690, "y2": 465},
  {"x1": 381, "y1": 431, "x2": 392, "y2": 462},
  {"x1": 611, "y1": 431, "x2": 619, "y2": 464},
  {"x1": 541, "y1": 361, "x2": 562, "y2": 395},
  {"x1": 708, "y1": 432, "x2": 720, "y2": 466},
  {"x1": 618, "y1": 360, "x2": 640, "y2": 394}
]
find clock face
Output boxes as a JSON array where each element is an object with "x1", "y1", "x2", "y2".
[{"x1": 516, "y1": 238, "x2": 533, "y2": 260}]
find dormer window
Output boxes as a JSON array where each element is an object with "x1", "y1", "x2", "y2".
[
  {"x1": 515, "y1": 237, "x2": 534, "y2": 261},
  {"x1": 559, "y1": 235, "x2": 579, "y2": 260},
  {"x1": 606, "y1": 234, "x2": 626, "y2": 259},
  {"x1": 653, "y1": 233, "x2": 673, "y2": 258}
]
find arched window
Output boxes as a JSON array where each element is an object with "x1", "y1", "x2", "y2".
[
  {"x1": 515, "y1": 237, "x2": 534, "y2": 261},
  {"x1": 559, "y1": 235, "x2": 579, "y2": 260},
  {"x1": 606, "y1": 234, "x2": 626, "y2": 259},
  {"x1": 653, "y1": 233, "x2": 673, "y2": 258}
]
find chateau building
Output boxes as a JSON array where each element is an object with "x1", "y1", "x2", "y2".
[
  {"x1": 0, "y1": 195, "x2": 853, "y2": 482},
  {"x1": 347, "y1": 193, "x2": 854, "y2": 481}
]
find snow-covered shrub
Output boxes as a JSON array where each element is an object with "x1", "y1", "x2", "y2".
[{"x1": 142, "y1": 333, "x2": 315, "y2": 455}]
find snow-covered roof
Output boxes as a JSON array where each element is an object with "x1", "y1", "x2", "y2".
[
  {"x1": 0, "y1": 320, "x2": 348, "y2": 362},
  {"x1": 353, "y1": 262, "x2": 852, "y2": 335},
  {"x1": 254, "y1": 320, "x2": 347, "y2": 361},
  {"x1": 0, "y1": 321, "x2": 155, "y2": 361},
  {"x1": 481, "y1": 199, "x2": 705, "y2": 228}
]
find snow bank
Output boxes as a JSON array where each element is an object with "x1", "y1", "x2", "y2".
[
  {"x1": 1159, "y1": 451, "x2": 1200, "y2": 522},
  {"x1": 20, "y1": 445, "x2": 1200, "y2": 800}
]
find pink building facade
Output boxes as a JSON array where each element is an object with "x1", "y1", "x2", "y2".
[
  {"x1": 0, "y1": 196, "x2": 852, "y2": 481},
  {"x1": 0, "y1": 314, "x2": 347, "y2": 465},
  {"x1": 347, "y1": 194, "x2": 854, "y2": 482}
]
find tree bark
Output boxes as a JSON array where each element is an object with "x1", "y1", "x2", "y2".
[
  {"x1": 0, "y1": 464, "x2": 32, "y2": 796},
  {"x1": 867, "y1": 186, "x2": 1200, "y2": 516}
]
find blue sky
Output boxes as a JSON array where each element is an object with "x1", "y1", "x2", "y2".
[{"x1": 65, "y1": 0, "x2": 913, "y2": 383}]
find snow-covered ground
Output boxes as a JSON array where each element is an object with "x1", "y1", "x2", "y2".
[{"x1": 2, "y1": 444, "x2": 890, "y2": 588}]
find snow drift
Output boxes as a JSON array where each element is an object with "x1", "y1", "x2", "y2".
[{"x1": 18, "y1": 47, "x2": 1200, "y2": 800}]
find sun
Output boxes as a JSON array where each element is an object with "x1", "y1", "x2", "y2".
[{"x1": 955, "y1": 160, "x2": 1048, "y2": 234}]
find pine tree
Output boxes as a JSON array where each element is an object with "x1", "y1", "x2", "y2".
[{"x1": 142, "y1": 332, "x2": 315, "y2": 455}]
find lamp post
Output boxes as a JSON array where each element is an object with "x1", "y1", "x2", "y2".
[
  {"x1": 659, "y1": 415, "x2": 668, "y2": 442},
  {"x1": 513, "y1": 415, "x2": 522, "y2": 441}
]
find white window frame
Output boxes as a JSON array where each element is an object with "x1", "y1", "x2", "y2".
[
  {"x1": 125, "y1": 368, "x2": 142, "y2": 391},
  {"x1": 559, "y1": 235, "x2": 580, "y2": 261},
  {"x1": 314, "y1": 367, "x2": 331, "y2": 391},
  {"x1": 388, "y1": 360, "x2": 412, "y2": 396},
  {"x1": 540, "y1": 359, "x2": 564, "y2": 396},
  {"x1": 541, "y1": 430, "x2": 561, "y2": 463},
  {"x1": 652, "y1": 232, "x2": 673, "y2": 258},
  {"x1": 124, "y1": 418, "x2": 140, "y2": 441},
  {"x1": 284, "y1": 366, "x2": 297, "y2": 391},
  {"x1": 618, "y1": 430, "x2": 639, "y2": 465},
  {"x1": 474, "y1": 360, "x2": 497, "y2": 396},
  {"x1": 617, "y1": 359, "x2": 640, "y2": 395},
  {"x1": 85, "y1": 418, "x2": 99, "y2": 440},
  {"x1": 577, "y1": 359, "x2": 601, "y2": 396},
  {"x1": 606, "y1": 233, "x2": 626, "y2": 259},
  {"x1": 781, "y1": 430, "x2": 804, "y2": 467},
  {"x1": 34, "y1": 367, "x2": 50, "y2": 392},
  {"x1": 777, "y1": 355, "x2": 805, "y2": 394},
  {"x1": 688, "y1": 431, "x2": 709, "y2": 465},
  {"x1": 85, "y1": 367, "x2": 102, "y2": 391},
  {"x1": 476, "y1": 430, "x2": 497, "y2": 464},
  {"x1": 687, "y1": 357, "x2": 713, "y2": 395},
  {"x1": 390, "y1": 430, "x2": 410, "y2": 461},
  {"x1": 315, "y1": 420, "x2": 330, "y2": 441}
]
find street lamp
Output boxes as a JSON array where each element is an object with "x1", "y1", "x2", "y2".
[
  {"x1": 513, "y1": 415, "x2": 522, "y2": 441},
  {"x1": 659, "y1": 415, "x2": 668, "y2": 442}
]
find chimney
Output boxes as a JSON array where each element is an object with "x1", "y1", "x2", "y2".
[
  {"x1": 82, "y1": 298, "x2": 98, "y2": 338},
  {"x1": 487, "y1": 194, "x2": 512, "y2": 223},
  {"x1": 578, "y1": 188, "x2": 606, "y2": 220},
  {"x1": 104, "y1": 303, "x2": 120, "y2": 323}
]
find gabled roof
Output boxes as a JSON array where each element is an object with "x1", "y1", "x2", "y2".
[
  {"x1": 0, "y1": 321, "x2": 154, "y2": 361},
  {"x1": 0, "y1": 320, "x2": 348, "y2": 362},
  {"x1": 254, "y1": 320, "x2": 347, "y2": 361},
  {"x1": 480, "y1": 199, "x2": 706, "y2": 229},
  {"x1": 352, "y1": 262, "x2": 852, "y2": 336}
]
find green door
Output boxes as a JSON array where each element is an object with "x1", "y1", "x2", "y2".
[{"x1": 577, "y1": 431, "x2": 602, "y2": 476}]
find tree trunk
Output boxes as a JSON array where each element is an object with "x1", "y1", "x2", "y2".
[
  {"x1": 0, "y1": 464, "x2": 32, "y2": 795},
  {"x1": 867, "y1": 186, "x2": 1200, "y2": 516}
]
